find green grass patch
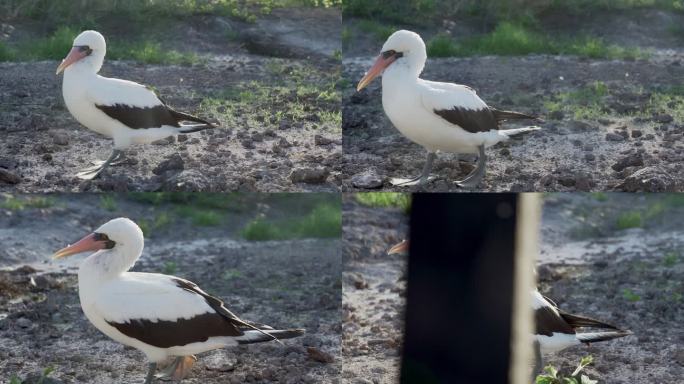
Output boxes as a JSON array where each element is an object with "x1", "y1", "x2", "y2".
[
  {"x1": 163, "y1": 261, "x2": 178, "y2": 275},
  {"x1": 100, "y1": 195, "x2": 118, "y2": 212},
  {"x1": 544, "y1": 81, "x2": 611, "y2": 120},
  {"x1": 427, "y1": 22, "x2": 646, "y2": 59},
  {"x1": 6, "y1": 25, "x2": 199, "y2": 64},
  {"x1": 201, "y1": 62, "x2": 341, "y2": 130},
  {"x1": 663, "y1": 251, "x2": 680, "y2": 267},
  {"x1": 622, "y1": 288, "x2": 641, "y2": 302},
  {"x1": 241, "y1": 202, "x2": 341, "y2": 241},
  {"x1": 616, "y1": 211, "x2": 643, "y2": 230},
  {"x1": 137, "y1": 212, "x2": 172, "y2": 237},
  {"x1": 355, "y1": 192, "x2": 411, "y2": 213},
  {"x1": 357, "y1": 19, "x2": 396, "y2": 42},
  {"x1": 0, "y1": 195, "x2": 53, "y2": 210},
  {"x1": 177, "y1": 208, "x2": 222, "y2": 226}
]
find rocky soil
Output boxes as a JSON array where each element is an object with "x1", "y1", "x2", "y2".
[
  {"x1": 0, "y1": 8, "x2": 342, "y2": 192},
  {"x1": 342, "y1": 9, "x2": 684, "y2": 192},
  {"x1": 341, "y1": 193, "x2": 684, "y2": 383},
  {"x1": 341, "y1": 197, "x2": 408, "y2": 383},
  {"x1": 0, "y1": 195, "x2": 341, "y2": 383}
]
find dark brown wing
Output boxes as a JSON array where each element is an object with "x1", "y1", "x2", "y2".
[{"x1": 433, "y1": 107, "x2": 498, "y2": 133}]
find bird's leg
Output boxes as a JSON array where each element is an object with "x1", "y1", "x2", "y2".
[
  {"x1": 76, "y1": 149, "x2": 123, "y2": 180},
  {"x1": 155, "y1": 355, "x2": 197, "y2": 381},
  {"x1": 390, "y1": 151, "x2": 437, "y2": 186},
  {"x1": 455, "y1": 144, "x2": 486, "y2": 188},
  {"x1": 532, "y1": 341, "x2": 542, "y2": 383},
  {"x1": 144, "y1": 362, "x2": 157, "y2": 384}
]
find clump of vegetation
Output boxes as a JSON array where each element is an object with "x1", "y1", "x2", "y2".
[
  {"x1": 426, "y1": 23, "x2": 645, "y2": 59},
  {"x1": 355, "y1": 192, "x2": 411, "y2": 213},
  {"x1": 536, "y1": 355, "x2": 597, "y2": 384},
  {"x1": 0, "y1": 195, "x2": 53, "y2": 210},
  {"x1": 622, "y1": 288, "x2": 641, "y2": 302},
  {"x1": 137, "y1": 212, "x2": 173, "y2": 237},
  {"x1": 163, "y1": 261, "x2": 178, "y2": 275},
  {"x1": 241, "y1": 202, "x2": 341, "y2": 241},
  {"x1": 544, "y1": 81, "x2": 611, "y2": 120},
  {"x1": 662, "y1": 251, "x2": 680, "y2": 267},
  {"x1": 616, "y1": 211, "x2": 643, "y2": 230},
  {"x1": 100, "y1": 195, "x2": 118, "y2": 212}
]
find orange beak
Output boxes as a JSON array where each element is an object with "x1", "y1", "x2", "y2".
[
  {"x1": 387, "y1": 239, "x2": 409, "y2": 255},
  {"x1": 53, "y1": 233, "x2": 107, "y2": 259},
  {"x1": 356, "y1": 54, "x2": 399, "y2": 91},
  {"x1": 56, "y1": 47, "x2": 88, "y2": 75}
]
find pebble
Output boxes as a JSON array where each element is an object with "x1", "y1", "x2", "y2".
[
  {"x1": 351, "y1": 170, "x2": 383, "y2": 189},
  {"x1": 314, "y1": 134, "x2": 333, "y2": 146},
  {"x1": 16, "y1": 317, "x2": 32, "y2": 328},
  {"x1": 289, "y1": 167, "x2": 329, "y2": 184},
  {"x1": 152, "y1": 153, "x2": 184, "y2": 175},
  {"x1": 611, "y1": 153, "x2": 643, "y2": 172},
  {"x1": 0, "y1": 168, "x2": 21, "y2": 184},
  {"x1": 606, "y1": 132, "x2": 625, "y2": 141},
  {"x1": 619, "y1": 166, "x2": 676, "y2": 192},
  {"x1": 306, "y1": 347, "x2": 334, "y2": 363}
]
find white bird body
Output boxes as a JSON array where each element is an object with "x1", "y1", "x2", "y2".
[
  {"x1": 382, "y1": 64, "x2": 512, "y2": 154},
  {"x1": 54, "y1": 218, "x2": 303, "y2": 382},
  {"x1": 56, "y1": 31, "x2": 214, "y2": 179},
  {"x1": 531, "y1": 290, "x2": 581, "y2": 354},
  {"x1": 62, "y1": 69, "x2": 182, "y2": 149},
  {"x1": 357, "y1": 30, "x2": 541, "y2": 186}
]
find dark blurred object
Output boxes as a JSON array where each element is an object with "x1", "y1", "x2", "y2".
[{"x1": 401, "y1": 194, "x2": 517, "y2": 384}]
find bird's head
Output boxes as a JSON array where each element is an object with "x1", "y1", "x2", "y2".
[
  {"x1": 56, "y1": 30, "x2": 106, "y2": 75},
  {"x1": 53, "y1": 217, "x2": 142, "y2": 259},
  {"x1": 356, "y1": 30, "x2": 427, "y2": 91},
  {"x1": 387, "y1": 239, "x2": 409, "y2": 255}
]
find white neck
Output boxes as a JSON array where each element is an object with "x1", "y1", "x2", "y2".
[{"x1": 78, "y1": 235, "x2": 144, "y2": 285}]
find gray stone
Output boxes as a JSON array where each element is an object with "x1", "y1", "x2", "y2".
[{"x1": 351, "y1": 170, "x2": 383, "y2": 189}]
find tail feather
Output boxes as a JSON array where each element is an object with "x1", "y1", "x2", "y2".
[
  {"x1": 178, "y1": 124, "x2": 214, "y2": 134},
  {"x1": 560, "y1": 311, "x2": 621, "y2": 330},
  {"x1": 492, "y1": 108, "x2": 541, "y2": 122},
  {"x1": 235, "y1": 328, "x2": 305, "y2": 345},
  {"x1": 576, "y1": 330, "x2": 632, "y2": 344},
  {"x1": 499, "y1": 126, "x2": 542, "y2": 137}
]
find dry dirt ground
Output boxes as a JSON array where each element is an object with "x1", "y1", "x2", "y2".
[
  {"x1": 0, "y1": 195, "x2": 341, "y2": 384},
  {"x1": 341, "y1": 194, "x2": 684, "y2": 383},
  {"x1": 342, "y1": 10, "x2": 684, "y2": 192},
  {"x1": 341, "y1": 197, "x2": 408, "y2": 384},
  {"x1": 0, "y1": 8, "x2": 342, "y2": 193}
]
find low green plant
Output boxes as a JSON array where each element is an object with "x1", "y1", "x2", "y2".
[
  {"x1": 622, "y1": 288, "x2": 641, "y2": 302},
  {"x1": 0, "y1": 195, "x2": 53, "y2": 210},
  {"x1": 241, "y1": 202, "x2": 341, "y2": 241},
  {"x1": 355, "y1": 193, "x2": 411, "y2": 213},
  {"x1": 615, "y1": 211, "x2": 642, "y2": 230},
  {"x1": 100, "y1": 195, "x2": 118, "y2": 212},
  {"x1": 536, "y1": 355, "x2": 597, "y2": 384},
  {"x1": 663, "y1": 251, "x2": 679, "y2": 267},
  {"x1": 163, "y1": 261, "x2": 177, "y2": 275}
]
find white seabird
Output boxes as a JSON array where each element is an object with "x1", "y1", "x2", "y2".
[
  {"x1": 357, "y1": 30, "x2": 542, "y2": 188},
  {"x1": 56, "y1": 30, "x2": 215, "y2": 179},
  {"x1": 53, "y1": 218, "x2": 304, "y2": 383},
  {"x1": 387, "y1": 240, "x2": 631, "y2": 375}
]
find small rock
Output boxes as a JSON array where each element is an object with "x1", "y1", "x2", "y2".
[
  {"x1": 619, "y1": 167, "x2": 677, "y2": 192},
  {"x1": 16, "y1": 317, "x2": 32, "y2": 328},
  {"x1": 584, "y1": 153, "x2": 595, "y2": 161},
  {"x1": 177, "y1": 134, "x2": 188, "y2": 142},
  {"x1": 153, "y1": 154, "x2": 184, "y2": 175},
  {"x1": 568, "y1": 120, "x2": 593, "y2": 132},
  {"x1": 611, "y1": 153, "x2": 643, "y2": 172},
  {"x1": 351, "y1": 273, "x2": 368, "y2": 289},
  {"x1": 653, "y1": 113, "x2": 673, "y2": 123},
  {"x1": 152, "y1": 136, "x2": 175, "y2": 145},
  {"x1": 351, "y1": 170, "x2": 383, "y2": 189},
  {"x1": 52, "y1": 133, "x2": 69, "y2": 146},
  {"x1": 0, "y1": 168, "x2": 21, "y2": 184},
  {"x1": 606, "y1": 132, "x2": 625, "y2": 142},
  {"x1": 314, "y1": 134, "x2": 333, "y2": 146},
  {"x1": 306, "y1": 347, "x2": 334, "y2": 363},
  {"x1": 162, "y1": 170, "x2": 210, "y2": 191},
  {"x1": 631, "y1": 130, "x2": 642, "y2": 138},
  {"x1": 205, "y1": 354, "x2": 237, "y2": 372},
  {"x1": 675, "y1": 349, "x2": 684, "y2": 366},
  {"x1": 289, "y1": 167, "x2": 329, "y2": 184}
]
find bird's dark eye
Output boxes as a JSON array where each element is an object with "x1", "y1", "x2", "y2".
[
  {"x1": 77, "y1": 45, "x2": 93, "y2": 56},
  {"x1": 382, "y1": 50, "x2": 403, "y2": 59},
  {"x1": 94, "y1": 232, "x2": 116, "y2": 249}
]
